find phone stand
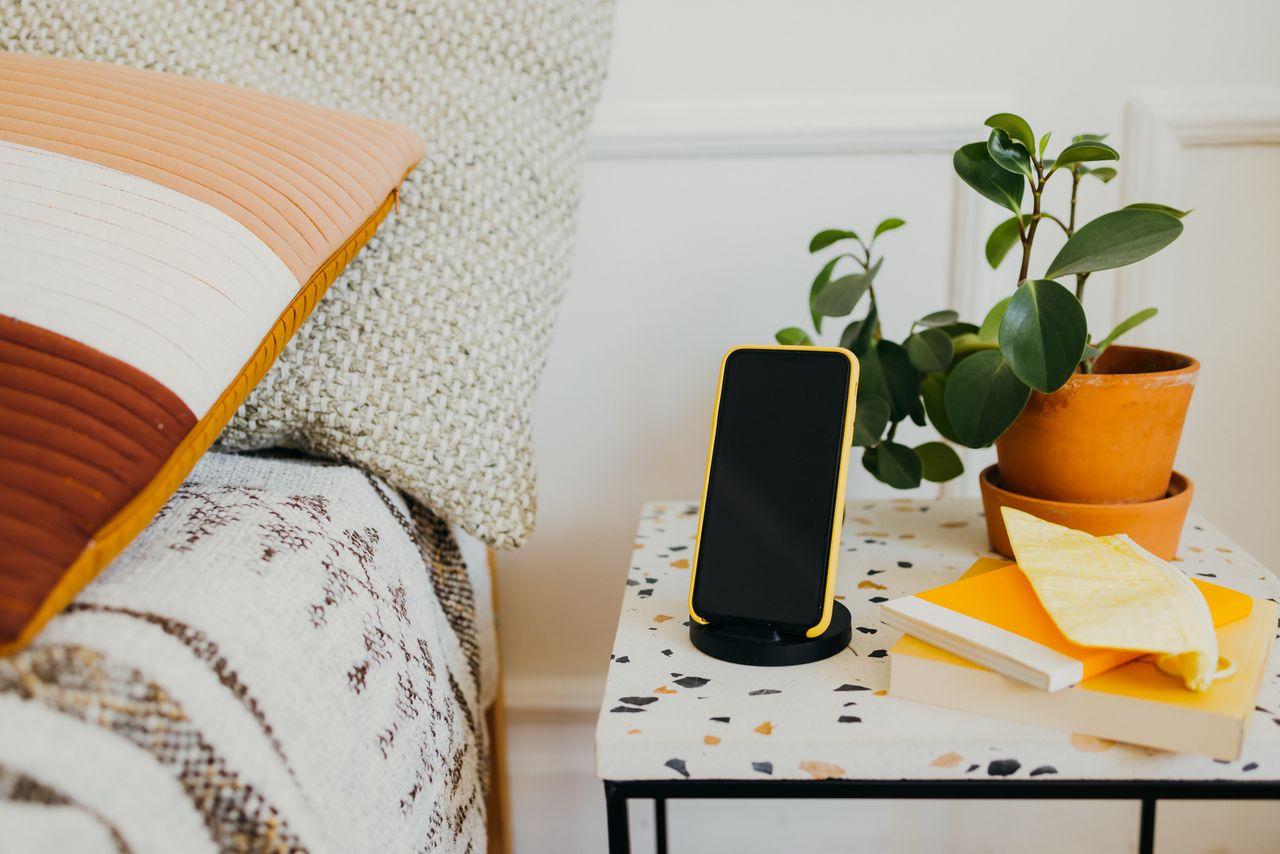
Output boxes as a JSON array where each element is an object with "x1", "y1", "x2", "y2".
[{"x1": 689, "y1": 601, "x2": 852, "y2": 666}]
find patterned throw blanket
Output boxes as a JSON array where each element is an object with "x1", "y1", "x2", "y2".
[{"x1": 0, "y1": 453, "x2": 486, "y2": 853}]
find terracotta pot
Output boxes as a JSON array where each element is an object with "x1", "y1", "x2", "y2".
[
  {"x1": 994, "y1": 345, "x2": 1198, "y2": 504},
  {"x1": 979, "y1": 465, "x2": 1193, "y2": 560}
]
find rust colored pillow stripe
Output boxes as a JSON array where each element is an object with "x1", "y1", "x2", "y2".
[
  {"x1": 0, "y1": 317, "x2": 195, "y2": 640},
  {"x1": 0, "y1": 53, "x2": 422, "y2": 651}
]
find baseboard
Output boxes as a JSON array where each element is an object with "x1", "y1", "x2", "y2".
[{"x1": 504, "y1": 674, "x2": 603, "y2": 714}]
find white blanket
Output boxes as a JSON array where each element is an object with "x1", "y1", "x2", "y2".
[{"x1": 0, "y1": 452, "x2": 486, "y2": 853}]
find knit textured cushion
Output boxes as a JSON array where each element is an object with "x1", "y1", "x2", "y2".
[
  {"x1": 0, "y1": 52, "x2": 423, "y2": 652},
  {"x1": 2, "y1": 0, "x2": 615, "y2": 549}
]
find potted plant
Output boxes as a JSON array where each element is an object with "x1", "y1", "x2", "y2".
[
  {"x1": 944, "y1": 113, "x2": 1198, "y2": 558},
  {"x1": 776, "y1": 219, "x2": 969, "y2": 491}
]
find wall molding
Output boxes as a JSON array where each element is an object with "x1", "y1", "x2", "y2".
[
  {"x1": 585, "y1": 95, "x2": 1003, "y2": 160},
  {"x1": 1116, "y1": 90, "x2": 1280, "y2": 337}
]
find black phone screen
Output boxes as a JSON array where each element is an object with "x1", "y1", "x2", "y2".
[{"x1": 691, "y1": 348, "x2": 853, "y2": 632}]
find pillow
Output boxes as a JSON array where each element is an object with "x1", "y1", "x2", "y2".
[
  {"x1": 0, "y1": 0, "x2": 616, "y2": 549},
  {"x1": 0, "y1": 52, "x2": 423, "y2": 652}
]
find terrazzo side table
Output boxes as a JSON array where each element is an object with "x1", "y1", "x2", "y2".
[{"x1": 595, "y1": 499, "x2": 1280, "y2": 854}]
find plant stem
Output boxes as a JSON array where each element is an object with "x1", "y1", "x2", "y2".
[
  {"x1": 1018, "y1": 164, "x2": 1045, "y2": 284},
  {"x1": 1068, "y1": 165, "x2": 1080, "y2": 233},
  {"x1": 1066, "y1": 167, "x2": 1092, "y2": 304},
  {"x1": 1041, "y1": 212, "x2": 1070, "y2": 234},
  {"x1": 886, "y1": 421, "x2": 898, "y2": 441},
  {"x1": 1075, "y1": 272, "x2": 1089, "y2": 301}
]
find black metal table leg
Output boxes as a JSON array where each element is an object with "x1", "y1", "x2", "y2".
[
  {"x1": 605, "y1": 782, "x2": 631, "y2": 854},
  {"x1": 654, "y1": 798, "x2": 668, "y2": 854},
  {"x1": 1138, "y1": 798, "x2": 1157, "y2": 854}
]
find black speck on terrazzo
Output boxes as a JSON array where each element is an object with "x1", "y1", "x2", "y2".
[
  {"x1": 1030, "y1": 766, "x2": 1058, "y2": 777},
  {"x1": 620, "y1": 696, "x2": 657, "y2": 706},
  {"x1": 674, "y1": 676, "x2": 710, "y2": 688},
  {"x1": 835, "y1": 684, "x2": 869, "y2": 692},
  {"x1": 748, "y1": 689, "x2": 781, "y2": 696},
  {"x1": 987, "y1": 759, "x2": 1021, "y2": 776},
  {"x1": 752, "y1": 762, "x2": 773, "y2": 775},
  {"x1": 665, "y1": 758, "x2": 689, "y2": 778}
]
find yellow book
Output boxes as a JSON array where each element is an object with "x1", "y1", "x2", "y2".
[
  {"x1": 888, "y1": 598, "x2": 1277, "y2": 761},
  {"x1": 881, "y1": 561, "x2": 1251, "y2": 691}
]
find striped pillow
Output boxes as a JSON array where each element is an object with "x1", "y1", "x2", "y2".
[{"x1": 0, "y1": 53, "x2": 423, "y2": 652}]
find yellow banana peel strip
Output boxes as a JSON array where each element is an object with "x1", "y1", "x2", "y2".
[{"x1": 1002, "y1": 507, "x2": 1220, "y2": 692}]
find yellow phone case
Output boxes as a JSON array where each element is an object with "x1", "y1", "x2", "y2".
[{"x1": 687, "y1": 344, "x2": 860, "y2": 638}]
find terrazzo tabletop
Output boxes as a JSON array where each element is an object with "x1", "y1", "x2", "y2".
[{"x1": 595, "y1": 499, "x2": 1280, "y2": 782}]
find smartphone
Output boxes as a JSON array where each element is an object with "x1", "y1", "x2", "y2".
[{"x1": 688, "y1": 345, "x2": 858, "y2": 638}]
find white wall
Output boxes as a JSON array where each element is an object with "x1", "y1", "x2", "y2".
[{"x1": 500, "y1": 2, "x2": 1280, "y2": 850}]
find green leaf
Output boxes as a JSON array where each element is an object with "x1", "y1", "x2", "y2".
[
  {"x1": 985, "y1": 217, "x2": 1022, "y2": 269},
  {"x1": 874, "y1": 441, "x2": 924, "y2": 489},
  {"x1": 1038, "y1": 131, "x2": 1052, "y2": 160},
  {"x1": 852, "y1": 396, "x2": 891, "y2": 447},
  {"x1": 840, "y1": 300, "x2": 879, "y2": 357},
  {"x1": 915, "y1": 441, "x2": 964, "y2": 483},
  {"x1": 1053, "y1": 140, "x2": 1119, "y2": 170},
  {"x1": 917, "y1": 310, "x2": 959, "y2": 328},
  {"x1": 873, "y1": 217, "x2": 906, "y2": 239},
  {"x1": 944, "y1": 350, "x2": 1032, "y2": 448},
  {"x1": 809, "y1": 229, "x2": 861, "y2": 253},
  {"x1": 1124, "y1": 202, "x2": 1191, "y2": 219},
  {"x1": 954, "y1": 142, "x2": 1025, "y2": 214},
  {"x1": 859, "y1": 339, "x2": 919, "y2": 421},
  {"x1": 904, "y1": 328, "x2": 954, "y2": 373},
  {"x1": 998, "y1": 279, "x2": 1088, "y2": 392},
  {"x1": 939, "y1": 322, "x2": 980, "y2": 338},
  {"x1": 978, "y1": 296, "x2": 1012, "y2": 343},
  {"x1": 808, "y1": 254, "x2": 848, "y2": 332},
  {"x1": 1096, "y1": 307, "x2": 1158, "y2": 350},
  {"x1": 921, "y1": 372, "x2": 961, "y2": 443},
  {"x1": 775, "y1": 327, "x2": 814, "y2": 346},
  {"x1": 988, "y1": 129, "x2": 1033, "y2": 179},
  {"x1": 839, "y1": 318, "x2": 867, "y2": 354},
  {"x1": 1083, "y1": 166, "x2": 1117, "y2": 183},
  {"x1": 951, "y1": 332, "x2": 999, "y2": 359},
  {"x1": 814, "y1": 257, "x2": 882, "y2": 318},
  {"x1": 861, "y1": 446, "x2": 879, "y2": 478},
  {"x1": 815, "y1": 274, "x2": 870, "y2": 318},
  {"x1": 1046, "y1": 209, "x2": 1184, "y2": 278},
  {"x1": 1073, "y1": 133, "x2": 1108, "y2": 143},
  {"x1": 984, "y1": 113, "x2": 1036, "y2": 154},
  {"x1": 908, "y1": 398, "x2": 926, "y2": 427}
]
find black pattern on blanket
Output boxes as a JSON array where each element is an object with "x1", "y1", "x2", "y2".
[{"x1": 0, "y1": 453, "x2": 485, "y2": 853}]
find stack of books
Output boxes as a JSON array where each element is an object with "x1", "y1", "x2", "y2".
[{"x1": 881, "y1": 558, "x2": 1276, "y2": 760}]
